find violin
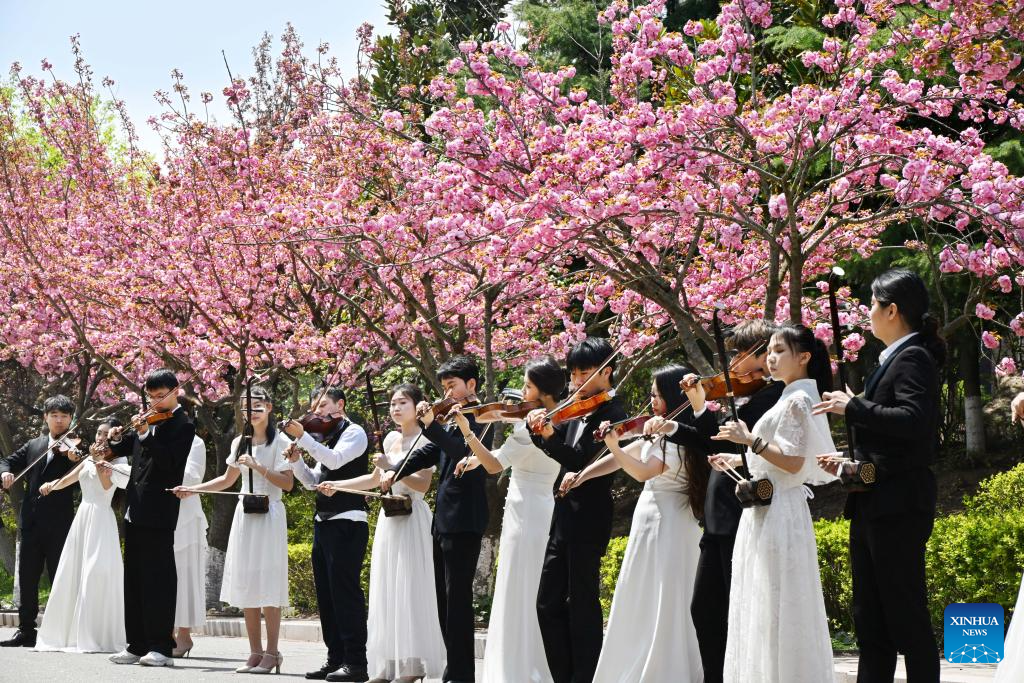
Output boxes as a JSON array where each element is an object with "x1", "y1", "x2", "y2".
[
  {"x1": 280, "y1": 412, "x2": 344, "y2": 437},
  {"x1": 56, "y1": 434, "x2": 83, "y2": 461},
  {"x1": 531, "y1": 389, "x2": 613, "y2": 434},
  {"x1": 422, "y1": 394, "x2": 480, "y2": 423},
  {"x1": 686, "y1": 369, "x2": 768, "y2": 401},
  {"x1": 463, "y1": 399, "x2": 544, "y2": 423},
  {"x1": 593, "y1": 414, "x2": 652, "y2": 441}
]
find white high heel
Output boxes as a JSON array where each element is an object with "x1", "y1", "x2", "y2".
[{"x1": 236, "y1": 651, "x2": 265, "y2": 673}]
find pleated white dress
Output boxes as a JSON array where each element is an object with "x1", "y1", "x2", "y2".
[
  {"x1": 996, "y1": 576, "x2": 1024, "y2": 681},
  {"x1": 724, "y1": 378, "x2": 837, "y2": 683},
  {"x1": 35, "y1": 458, "x2": 128, "y2": 653},
  {"x1": 367, "y1": 430, "x2": 446, "y2": 680},
  {"x1": 219, "y1": 431, "x2": 291, "y2": 608},
  {"x1": 174, "y1": 436, "x2": 208, "y2": 628},
  {"x1": 592, "y1": 437, "x2": 703, "y2": 683},
  {"x1": 482, "y1": 422, "x2": 560, "y2": 683}
]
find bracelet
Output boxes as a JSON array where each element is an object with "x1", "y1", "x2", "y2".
[
  {"x1": 750, "y1": 437, "x2": 764, "y2": 453},
  {"x1": 754, "y1": 439, "x2": 771, "y2": 455}
]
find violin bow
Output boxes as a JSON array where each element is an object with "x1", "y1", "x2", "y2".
[
  {"x1": 827, "y1": 266, "x2": 857, "y2": 463},
  {"x1": 542, "y1": 344, "x2": 621, "y2": 422},
  {"x1": 8, "y1": 417, "x2": 83, "y2": 487}
]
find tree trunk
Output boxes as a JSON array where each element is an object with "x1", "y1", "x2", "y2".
[{"x1": 960, "y1": 330, "x2": 986, "y2": 460}]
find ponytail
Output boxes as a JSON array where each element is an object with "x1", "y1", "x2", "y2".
[{"x1": 775, "y1": 323, "x2": 834, "y2": 396}]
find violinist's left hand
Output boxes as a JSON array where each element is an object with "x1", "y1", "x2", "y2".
[
  {"x1": 449, "y1": 406, "x2": 470, "y2": 433},
  {"x1": 416, "y1": 401, "x2": 435, "y2": 428},
  {"x1": 813, "y1": 390, "x2": 853, "y2": 416},
  {"x1": 66, "y1": 448, "x2": 82, "y2": 463},
  {"x1": 282, "y1": 420, "x2": 305, "y2": 439},
  {"x1": 711, "y1": 419, "x2": 753, "y2": 446},
  {"x1": 600, "y1": 421, "x2": 620, "y2": 447}
]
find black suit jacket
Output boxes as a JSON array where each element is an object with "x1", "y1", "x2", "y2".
[
  {"x1": 109, "y1": 408, "x2": 195, "y2": 530},
  {"x1": 531, "y1": 395, "x2": 627, "y2": 548},
  {"x1": 392, "y1": 416, "x2": 491, "y2": 536},
  {"x1": 667, "y1": 381, "x2": 784, "y2": 535},
  {"x1": 843, "y1": 338, "x2": 939, "y2": 521},
  {"x1": 0, "y1": 434, "x2": 78, "y2": 533}
]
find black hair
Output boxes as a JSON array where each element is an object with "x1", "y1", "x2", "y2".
[
  {"x1": 871, "y1": 268, "x2": 947, "y2": 367},
  {"x1": 391, "y1": 383, "x2": 425, "y2": 406},
  {"x1": 566, "y1": 337, "x2": 615, "y2": 380},
  {"x1": 652, "y1": 364, "x2": 709, "y2": 519},
  {"x1": 773, "y1": 324, "x2": 834, "y2": 395},
  {"x1": 729, "y1": 319, "x2": 777, "y2": 355},
  {"x1": 235, "y1": 384, "x2": 276, "y2": 457},
  {"x1": 99, "y1": 417, "x2": 123, "y2": 430},
  {"x1": 436, "y1": 355, "x2": 480, "y2": 384},
  {"x1": 42, "y1": 394, "x2": 75, "y2": 415},
  {"x1": 524, "y1": 355, "x2": 568, "y2": 400},
  {"x1": 144, "y1": 368, "x2": 180, "y2": 392},
  {"x1": 323, "y1": 387, "x2": 346, "y2": 404}
]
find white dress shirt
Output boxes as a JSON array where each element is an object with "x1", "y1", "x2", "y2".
[
  {"x1": 879, "y1": 332, "x2": 919, "y2": 366},
  {"x1": 288, "y1": 420, "x2": 369, "y2": 523}
]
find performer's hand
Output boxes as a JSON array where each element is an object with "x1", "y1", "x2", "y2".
[
  {"x1": 39, "y1": 481, "x2": 54, "y2": 496},
  {"x1": 526, "y1": 409, "x2": 553, "y2": 438},
  {"x1": 171, "y1": 486, "x2": 195, "y2": 499},
  {"x1": 712, "y1": 419, "x2": 753, "y2": 446},
  {"x1": 416, "y1": 400, "x2": 435, "y2": 428},
  {"x1": 559, "y1": 471, "x2": 579, "y2": 495},
  {"x1": 284, "y1": 442, "x2": 302, "y2": 464},
  {"x1": 450, "y1": 406, "x2": 470, "y2": 432},
  {"x1": 454, "y1": 455, "x2": 479, "y2": 478},
  {"x1": 816, "y1": 454, "x2": 843, "y2": 477},
  {"x1": 370, "y1": 452, "x2": 386, "y2": 469},
  {"x1": 813, "y1": 390, "x2": 853, "y2": 416},
  {"x1": 108, "y1": 426, "x2": 124, "y2": 444},
  {"x1": 1, "y1": 472, "x2": 14, "y2": 489},
  {"x1": 600, "y1": 422, "x2": 621, "y2": 447},
  {"x1": 66, "y1": 447, "x2": 82, "y2": 463},
  {"x1": 1012, "y1": 392, "x2": 1024, "y2": 424},
  {"x1": 380, "y1": 470, "x2": 396, "y2": 493},
  {"x1": 643, "y1": 415, "x2": 675, "y2": 437},
  {"x1": 316, "y1": 481, "x2": 338, "y2": 497},
  {"x1": 708, "y1": 454, "x2": 740, "y2": 472},
  {"x1": 282, "y1": 419, "x2": 305, "y2": 439},
  {"x1": 680, "y1": 373, "x2": 706, "y2": 407},
  {"x1": 133, "y1": 414, "x2": 150, "y2": 436},
  {"x1": 236, "y1": 454, "x2": 259, "y2": 471}
]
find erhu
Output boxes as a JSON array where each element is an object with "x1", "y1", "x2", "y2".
[{"x1": 366, "y1": 373, "x2": 412, "y2": 517}]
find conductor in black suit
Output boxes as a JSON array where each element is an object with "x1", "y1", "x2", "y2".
[
  {"x1": 107, "y1": 369, "x2": 195, "y2": 668},
  {"x1": 815, "y1": 269, "x2": 944, "y2": 683},
  {"x1": 381, "y1": 356, "x2": 491, "y2": 683},
  {"x1": 645, "y1": 320, "x2": 781, "y2": 683},
  {"x1": 0, "y1": 395, "x2": 80, "y2": 648},
  {"x1": 525, "y1": 337, "x2": 627, "y2": 683}
]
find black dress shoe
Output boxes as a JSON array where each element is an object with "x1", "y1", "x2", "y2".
[
  {"x1": 305, "y1": 662, "x2": 341, "y2": 680},
  {"x1": 325, "y1": 665, "x2": 369, "y2": 682},
  {"x1": 0, "y1": 629, "x2": 37, "y2": 647}
]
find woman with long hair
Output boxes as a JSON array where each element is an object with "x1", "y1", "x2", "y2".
[
  {"x1": 569, "y1": 365, "x2": 708, "y2": 682},
  {"x1": 713, "y1": 324, "x2": 838, "y2": 682}
]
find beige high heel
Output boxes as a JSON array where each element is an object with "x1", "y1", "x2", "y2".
[
  {"x1": 236, "y1": 651, "x2": 265, "y2": 673},
  {"x1": 249, "y1": 651, "x2": 283, "y2": 675}
]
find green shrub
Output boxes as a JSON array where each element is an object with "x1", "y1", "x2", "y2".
[
  {"x1": 965, "y1": 463, "x2": 1024, "y2": 515},
  {"x1": 815, "y1": 518, "x2": 854, "y2": 633},
  {"x1": 599, "y1": 536, "x2": 629, "y2": 619},
  {"x1": 287, "y1": 542, "x2": 317, "y2": 614}
]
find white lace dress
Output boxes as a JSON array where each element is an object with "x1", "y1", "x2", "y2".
[
  {"x1": 35, "y1": 458, "x2": 128, "y2": 653},
  {"x1": 593, "y1": 437, "x2": 703, "y2": 682},
  {"x1": 996, "y1": 578, "x2": 1024, "y2": 681},
  {"x1": 219, "y1": 431, "x2": 291, "y2": 608},
  {"x1": 723, "y1": 378, "x2": 837, "y2": 683},
  {"x1": 482, "y1": 422, "x2": 560, "y2": 683},
  {"x1": 366, "y1": 430, "x2": 446, "y2": 680}
]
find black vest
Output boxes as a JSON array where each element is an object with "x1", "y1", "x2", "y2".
[{"x1": 314, "y1": 420, "x2": 369, "y2": 518}]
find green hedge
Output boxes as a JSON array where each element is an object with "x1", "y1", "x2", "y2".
[{"x1": 965, "y1": 462, "x2": 1024, "y2": 515}]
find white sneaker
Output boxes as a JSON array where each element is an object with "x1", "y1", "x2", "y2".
[
  {"x1": 140, "y1": 651, "x2": 174, "y2": 667},
  {"x1": 109, "y1": 649, "x2": 141, "y2": 664}
]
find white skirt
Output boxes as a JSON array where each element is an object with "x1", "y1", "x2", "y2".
[
  {"x1": 482, "y1": 470, "x2": 556, "y2": 683},
  {"x1": 174, "y1": 516, "x2": 208, "y2": 628},
  {"x1": 220, "y1": 498, "x2": 289, "y2": 608},
  {"x1": 996, "y1": 570, "x2": 1024, "y2": 681},
  {"x1": 724, "y1": 485, "x2": 834, "y2": 683},
  {"x1": 367, "y1": 494, "x2": 446, "y2": 679},
  {"x1": 593, "y1": 488, "x2": 703, "y2": 683}
]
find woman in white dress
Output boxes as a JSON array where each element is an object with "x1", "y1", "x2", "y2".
[
  {"x1": 995, "y1": 393, "x2": 1024, "y2": 681},
  {"x1": 711, "y1": 324, "x2": 837, "y2": 683},
  {"x1": 567, "y1": 365, "x2": 707, "y2": 683},
  {"x1": 34, "y1": 418, "x2": 128, "y2": 653},
  {"x1": 174, "y1": 386, "x2": 293, "y2": 675},
  {"x1": 319, "y1": 383, "x2": 445, "y2": 683},
  {"x1": 452, "y1": 355, "x2": 565, "y2": 683},
  {"x1": 172, "y1": 434, "x2": 208, "y2": 657}
]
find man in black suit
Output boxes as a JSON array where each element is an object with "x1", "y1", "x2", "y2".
[
  {"x1": 106, "y1": 369, "x2": 195, "y2": 668},
  {"x1": 816, "y1": 269, "x2": 943, "y2": 682},
  {"x1": 646, "y1": 320, "x2": 780, "y2": 683},
  {"x1": 526, "y1": 337, "x2": 627, "y2": 683},
  {"x1": 0, "y1": 395, "x2": 80, "y2": 648},
  {"x1": 381, "y1": 356, "x2": 491, "y2": 683}
]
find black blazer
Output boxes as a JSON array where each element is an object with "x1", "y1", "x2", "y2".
[
  {"x1": 392, "y1": 416, "x2": 491, "y2": 536},
  {"x1": 531, "y1": 395, "x2": 627, "y2": 548},
  {"x1": 0, "y1": 435, "x2": 78, "y2": 533},
  {"x1": 667, "y1": 381, "x2": 785, "y2": 535},
  {"x1": 843, "y1": 337, "x2": 939, "y2": 521},
  {"x1": 110, "y1": 408, "x2": 195, "y2": 530}
]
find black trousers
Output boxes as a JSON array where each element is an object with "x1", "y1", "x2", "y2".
[
  {"x1": 851, "y1": 510, "x2": 939, "y2": 683},
  {"x1": 536, "y1": 537, "x2": 605, "y2": 683},
  {"x1": 690, "y1": 532, "x2": 736, "y2": 683},
  {"x1": 124, "y1": 522, "x2": 176, "y2": 656},
  {"x1": 17, "y1": 522, "x2": 70, "y2": 632},
  {"x1": 312, "y1": 519, "x2": 369, "y2": 668},
  {"x1": 433, "y1": 532, "x2": 482, "y2": 682}
]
